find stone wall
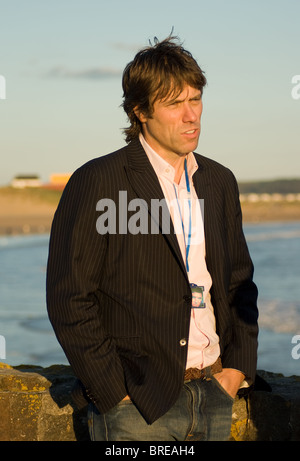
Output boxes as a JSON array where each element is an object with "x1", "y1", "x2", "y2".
[{"x1": 0, "y1": 362, "x2": 299, "y2": 441}]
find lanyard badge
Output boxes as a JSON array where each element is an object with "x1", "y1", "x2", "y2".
[
  {"x1": 174, "y1": 158, "x2": 206, "y2": 309},
  {"x1": 190, "y1": 283, "x2": 206, "y2": 309}
]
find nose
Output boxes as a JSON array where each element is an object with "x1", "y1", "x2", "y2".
[{"x1": 182, "y1": 102, "x2": 200, "y2": 123}]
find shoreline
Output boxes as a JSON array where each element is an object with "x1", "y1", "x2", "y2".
[
  {"x1": 1, "y1": 212, "x2": 300, "y2": 237},
  {"x1": 1, "y1": 188, "x2": 300, "y2": 236}
]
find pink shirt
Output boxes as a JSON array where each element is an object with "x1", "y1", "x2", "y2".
[{"x1": 140, "y1": 134, "x2": 220, "y2": 370}]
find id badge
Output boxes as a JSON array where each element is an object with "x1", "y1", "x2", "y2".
[{"x1": 190, "y1": 283, "x2": 206, "y2": 308}]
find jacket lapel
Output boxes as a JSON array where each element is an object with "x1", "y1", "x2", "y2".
[
  {"x1": 124, "y1": 139, "x2": 187, "y2": 278},
  {"x1": 192, "y1": 155, "x2": 212, "y2": 238},
  {"x1": 192, "y1": 159, "x2": 213, "y2": 269},
  {"x1": 192, "y1": 155, "x2": 225, "y2": 286}
]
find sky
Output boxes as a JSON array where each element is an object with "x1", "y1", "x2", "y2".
[{"x1": 0, "y1": 0, "x2": 299, "y2": 185}]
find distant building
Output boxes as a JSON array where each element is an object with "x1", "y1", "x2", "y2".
[
  {"x1": 43, "y1": 173, "x2": 72, "y2": 190},
  {"x1": 50, "y1": 173, "x2": 71, "y2": 186},
  {"x1": 11, "y1": 174, "x2": 42, "y2": 188}
]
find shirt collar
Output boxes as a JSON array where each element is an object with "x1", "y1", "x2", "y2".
[{"x1": 139, "y1": 133, "x2": 198, "y2": 183}]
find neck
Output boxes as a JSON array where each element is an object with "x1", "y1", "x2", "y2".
[
  {"x1": 168, "y1": 155, "x2": 187, "y2": 185},
  {"x1": 172, "y1": 157, "x2": 185, "y2": 184}
]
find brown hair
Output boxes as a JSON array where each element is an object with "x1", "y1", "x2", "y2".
[{"x1": 122, "y1": 36, "x2": 207, "y2": 143}]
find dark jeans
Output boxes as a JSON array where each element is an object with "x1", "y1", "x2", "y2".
[{"x1": 87, "y1": 376, "x2": 234, "y2": 441}]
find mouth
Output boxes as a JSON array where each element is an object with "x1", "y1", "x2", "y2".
[{"x1": 182, "y1": 128, "x2": 199, "y2": 138}]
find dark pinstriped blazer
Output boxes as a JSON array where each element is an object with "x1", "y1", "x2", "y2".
[{"x1": 46, "y1": 137, "x2": 258, "y2": 424}]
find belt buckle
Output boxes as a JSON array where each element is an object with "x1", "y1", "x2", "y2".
[
  {"x1": 184, "y1": 358, "x2": 222, "y2": 383},
  {"x1": 184, "y1": 367, "x2": 206, "y2": 383}
]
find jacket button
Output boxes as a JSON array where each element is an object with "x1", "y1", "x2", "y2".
[{"x1": 179, "y1": 338, "x2": 187, "y2": 346}]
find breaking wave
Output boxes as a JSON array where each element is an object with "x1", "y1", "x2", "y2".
[{"x1": 258, "y1": 299, "x2": 300, "y2": 333}]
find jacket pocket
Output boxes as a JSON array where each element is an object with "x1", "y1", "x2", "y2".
[{"x1": 115, "y1": 336, "x2": 148, "y2": 386}]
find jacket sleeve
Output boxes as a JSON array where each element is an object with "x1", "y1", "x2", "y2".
[
  {"x1": 222, "y1": 171, "x2": 259, "y2": 383},
  {"x1": 46, "y1": 163, "x2": 127, "y2": 412}
]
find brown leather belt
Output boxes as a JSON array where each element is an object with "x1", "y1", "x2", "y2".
[{"x1": 184, "y1": 357, "x2": 222, "y2": 382}]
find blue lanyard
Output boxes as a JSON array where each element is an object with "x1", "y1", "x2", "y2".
[{"x1": 173, "y1": 158, "x2": 192, "y2": 273}]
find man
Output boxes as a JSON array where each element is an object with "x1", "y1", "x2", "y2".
[{"x1": 46, "y1": 36, "x2": 258, "y2": 441}]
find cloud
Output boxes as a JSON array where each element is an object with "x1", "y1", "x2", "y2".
[{"x1": 45, "y1": 66, "x2": 122, "y2": 80}]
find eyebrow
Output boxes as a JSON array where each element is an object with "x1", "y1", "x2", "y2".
[{"x1": 166, "y1": 91, "x2": 202, "y2": 105}]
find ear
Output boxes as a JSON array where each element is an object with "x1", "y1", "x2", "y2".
[{"x1": 133, "y1": 106, "x2": 148, "y2": 123}]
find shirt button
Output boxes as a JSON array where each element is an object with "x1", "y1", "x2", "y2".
[{"x1": 179, "y1": 339, "x2": 187, "y2": 346}]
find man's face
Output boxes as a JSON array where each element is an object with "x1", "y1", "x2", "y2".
[
  {"x1": 192, "y1": 292, "x2": 202, "y2": 308},
  {"x1": 136, "y1": 85, "x2": 203, "y2": 161}
]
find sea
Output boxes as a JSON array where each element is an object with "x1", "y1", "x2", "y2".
[{"x1": 0, "y1": 221, "x2": 300, "y2": 377}]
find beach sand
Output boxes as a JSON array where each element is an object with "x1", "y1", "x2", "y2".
[
  {"x1": 0, "y1": 188, "x2": 58, "y2": 235},
  {"x1": 240, "y1": 200, "x2": 300, "y2": 223},
  {"x1": 0, "y1": 187, "x2": 300, "y2": 236}
]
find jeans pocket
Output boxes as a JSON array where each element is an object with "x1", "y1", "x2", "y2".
[{"x1": 211, "y1": 376, "x2": 235, "y2": 403}]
